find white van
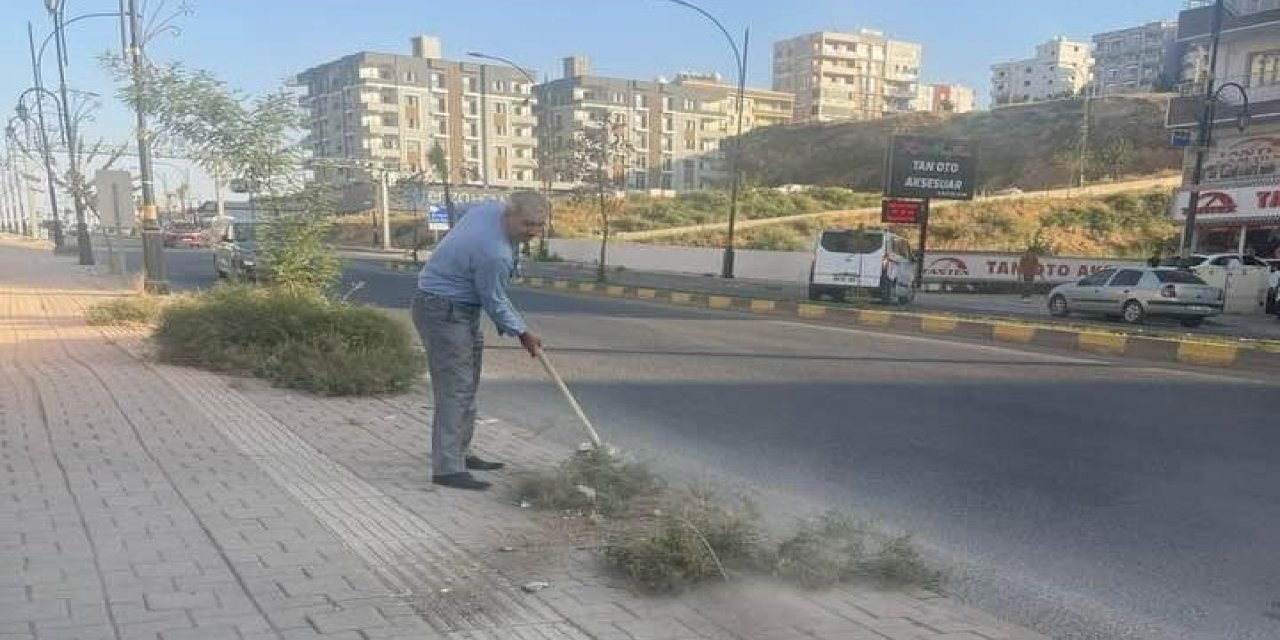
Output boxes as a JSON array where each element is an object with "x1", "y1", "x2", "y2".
[{"x1": 808, "y1": 228, "x2": 917, "y2": 304}]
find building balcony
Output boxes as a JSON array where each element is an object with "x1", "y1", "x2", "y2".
[
  {"x1": 1166, "y1": 84, "x2": 1280, "y2": 128},
  {"x1": 1177, "y1": 4, "x2": 1280, "y2": 41}
]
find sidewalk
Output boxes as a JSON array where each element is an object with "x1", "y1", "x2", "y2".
[{"x1": 0, "y1": 236, "x2": 1047, "y2": 640}]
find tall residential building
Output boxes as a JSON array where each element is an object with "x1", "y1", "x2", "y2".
[
  {"x1": 914, "y1": 83, "x2": 976, "y2": 114},
  {"x1": 535, "y1": 57, "x2": 793, "y2": 192},
  {"x1": 295, "y1": 36, "x2": 540, "y2": 190},
  {"x1": 1091, "y1": 21, "x2": 1179, "y2": 95},
  {"x1": 772, "y1": 29, "x2": 922, "y2": 122},
  {"x1": 990, "y1": 37, "x2": 1094, "y2": 106},
  {"x1": 1166, "y1": 1, "x2": 1280, "y2": 257}
]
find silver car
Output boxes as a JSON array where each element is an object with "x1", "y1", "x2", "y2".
[{"x1": 1048, "y1": 267, "x2": 1224, "y2": 327}]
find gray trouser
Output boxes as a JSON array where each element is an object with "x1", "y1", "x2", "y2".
[{"x1": 411, "y1": 293, "x2": 483, "y2": 476}]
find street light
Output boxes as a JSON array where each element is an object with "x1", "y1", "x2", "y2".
[
  {"x1": 466, "y1": 51, "x2": 552, "y2": 258},
  {"x1": 1179, "y1": 0, "x2": 1252, "y2": 258},
  {"x1": 658, "y1": 0, "x2": 749, "y2": 278}
]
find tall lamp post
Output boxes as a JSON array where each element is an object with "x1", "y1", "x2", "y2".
[
  {"x1": 121, "y1": 0, "x2": 169, "y2": 292},
  {"x1": 1179, "y1": 0, "x2": 1251, "y2": 258},
  {"x1": 14, "y1": 86, "x2": 64, "y2": 248},
  {"x1": 466, "y1": 51, "x2": 552, "y2": 258},
  {"x1": 659, "y1": 0, "x2": 749, "y2": 279}
]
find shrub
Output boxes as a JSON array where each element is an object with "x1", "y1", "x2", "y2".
[
  {"x1": 151, "y1": 285, "x2": 424, "y2": 395},
  {"x1": 603, "y1": 487, "x2": 762, "y2": 593},
  {"x1": 85, "y1": 295, "x2": 164, "y2": 326},
  {"x1": 514, "y1": 448, "x2": 661, "y2": 517}
]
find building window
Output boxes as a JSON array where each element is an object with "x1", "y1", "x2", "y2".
[
  {"x1": 662, "y1": 137, "x2": 673, "y2": 151},
  {"x1": 684, "y1": 120, "x2": 696, "y2": 132},
  {"x1": 495, "y1": 102, "x2": 507, "y2": 114},
  {"x1": 663, "y1": 114, "x2": 674, "y2": 131},
  {"x1": 497, "y1": 167, "x2": 508, "y2": 180},
  {"x1": 496, "y1": 124, "x2": 508, "y2": 136},
  {"x1": 515, "y1": 147, "x2": 530, "y2": 159},
  {"x1": 404, "y1": 71, "x2": 418, "y2": 83},
  {"x1": 684, "y1": 139, "x2": 696, "y2": 150},
  {"x1": 466, "y1": 99, "x2": 479, "y2": 116},
  {"x1": 436, "y1": 118, "x2": 447, "y2": 134},
  {"x1": 636, "y1": 113, "x2": 649, "y2": 129},
  {"x1": 494, "y1": 80, "x2": 508, "y2": 92},
  {"x1": 466, "y1": 144, "x2": 479, "y2": 160},
  {"x1": 381, "y1": 114, "x2": 397, "y2": 126},
  {"x1": 436, "y1": 97, "x2": 448, "y2": 113},
  {"x1": 382, "y1": 135, "x2": 399, "y2": 149},
  {"x1": 496, "y1": 146, "x2": 508, "y2": 157},
  {"x1": 468, "y1": 122, "x2": 480, "y2": 138},
  {"x1": 1249, "y1": 50, "x2": 1280, "y2": 87},
  {"x1": 515, "y1": 169, "x2": 528, "y2": 181},
  {"x1": 463, "y1": 76, "x2": 478, "y2": 93},
  {"x1": 432, "y1": 72, "x2": 445, "y2": 89}
]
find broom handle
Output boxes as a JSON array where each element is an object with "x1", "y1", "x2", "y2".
[{"x1": 535, "y1": 349, "x2": 604, "y2": 448}]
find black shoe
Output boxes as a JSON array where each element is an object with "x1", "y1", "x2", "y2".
[
  {"x1": 432, "y1": 473, "x2": 491, "y2": 491},
  {"x1": 466, "y1": 456, "x2": 505, "y2": 471}
]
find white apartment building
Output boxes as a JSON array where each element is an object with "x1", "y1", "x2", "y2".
[
  {"x1": 295, "y1": 36, "x2": 539, "y2": 191},
  {"x1": 772, "y1": 29, "x2": 922, "y2": 122},
  {"x1": 1091, "y1": 21, "x2": 1179, "y2": 95},
  {"x1": 991, "y1": 37, "x2": 1094, "y2": 106},
  {"x1": 536, "y1": 57, "x2": 793, "y2": 192}
]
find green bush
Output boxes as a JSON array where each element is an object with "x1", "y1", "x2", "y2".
[
  {"x1": 152, "y1": 285, "x2": 424, "y2": 395},
  {"x1": 85, "y1": 295, "x2": 164, "y2": 326}
]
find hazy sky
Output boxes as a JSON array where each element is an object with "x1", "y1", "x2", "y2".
[{"x1": 0, "y1": 0, "x2": 1183, "y2": 200}]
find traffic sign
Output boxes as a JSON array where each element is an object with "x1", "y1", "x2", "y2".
[
  {"x1": 1170, "y1": 129, "x2": 1194, "y2": 148},
  {"x1": 426, "y1": 205, "x2": 450, "y2": 231}
]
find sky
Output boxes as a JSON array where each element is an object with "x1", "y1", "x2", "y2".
[{"x1": 0, "y1": 0, "x2": 1183, "y2": 204}]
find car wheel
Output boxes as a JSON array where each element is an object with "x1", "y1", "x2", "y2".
[
  {"x1": 1122, "y1": 300, "x2": 1145, "y2": 324},
  {"x1": 1179, "y1": 317, "x2": 1205, "y2": 328},
  {"x1": 1049, "y1": 295, "x2": 1070, "y2": 317}
]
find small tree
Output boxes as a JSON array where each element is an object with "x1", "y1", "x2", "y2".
[
  {"x1": 1091, "y1": 137, "x2": 1135, "y2": 181},
  {"x1": 260, "y1": 185, "x2": 342, "y2": 292},
  {"x1": 562, "y1": 110, "x2": 633, "y2": 282}
]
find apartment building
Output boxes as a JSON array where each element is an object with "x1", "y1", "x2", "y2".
[
  {"x1": 914, "y1": 83, "x2": 976, "y2": 113},
  {"x1": 991, "y1": 37, "x2": 1094, "y2": 106},
  {"x1": 772, "y1": 29, "x2": 922, "y2": 122},
  {"x1": 535, "y1": 57, "x2": 793, "y2": 192},
  {"x1": 295, "y1": 36, "x2": 539, "y2": 191},
  {"x1": 1167, "y1": 1, "x2": 1280, "y2": 257},
  {"x1": 1091, "y1": 21, "x2": 1179, "y2": 95}
]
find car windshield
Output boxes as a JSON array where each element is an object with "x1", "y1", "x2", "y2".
[
  {"x1": 1154, "y1": 270, "x2": 1208, "y2": 284},
  {"x1": 820, "y1": 230, "x2": 882, "y2": 254}
]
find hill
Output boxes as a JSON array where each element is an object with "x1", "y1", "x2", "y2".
[
  {"x1": 645, "y1": 188, "x2": 1181, "y2": 259},
  {"x1": 734, "y1": 94, "x2": 1182, "y2": 192}
]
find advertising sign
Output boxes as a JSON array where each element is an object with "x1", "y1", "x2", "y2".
[
  {"x1": 880, "y1": 198, "x2": 928, "y2": 224},
  {"x1": 426, "y1": 205, "x2": 450, "y2": 231},
  {"x1": 1171, "y1": 184, "x2": 1280, "y2": 222},
  {"x1": 885, "y1": 135, "x2": 978, "y2": 200},
  {"x1": 921, "y1": 251, "x2": 1143, "y2": 285},
  {"x1": 1203, "y1": 135, "x2": 1280, "y2": 183}
]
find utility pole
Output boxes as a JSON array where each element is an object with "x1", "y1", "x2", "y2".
[
  {"x1": 127, "y1": 0, "x2": 169, "y2": 292},
  {"x1": 1180, "y1": 0, "x2": 1226, "y2": 259},
  {"x1": 1078, "y1": 86, "x2": 1091, "y2": 189},
  {"x1": 379, "y1": 169, "x2": 392, "y2": 251}
]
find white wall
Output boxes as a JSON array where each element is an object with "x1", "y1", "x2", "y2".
[{"x1": 548, "y1": 239, "x2": 813, "y2": 282}]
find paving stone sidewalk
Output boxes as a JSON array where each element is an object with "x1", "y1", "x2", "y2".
[{"x1": 0, "y1": 236, "x2": 1048, "y2": 640}]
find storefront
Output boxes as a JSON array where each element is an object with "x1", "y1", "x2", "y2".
[{"x1": 1170, "y1": 133, "x2": 1280, "y2": 259}]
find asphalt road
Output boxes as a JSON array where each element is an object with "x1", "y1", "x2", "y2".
[{"x1": 133, "y1": 247, "x2": 1278, "y2": 640}]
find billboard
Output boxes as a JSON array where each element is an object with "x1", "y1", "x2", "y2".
[{"x1": 885, "y1": 135, "x2": 978, "y2": 200}]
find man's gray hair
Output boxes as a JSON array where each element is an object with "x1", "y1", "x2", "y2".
[{"x1": 507, "y1": 191, "x2": 549, "y2": 219}]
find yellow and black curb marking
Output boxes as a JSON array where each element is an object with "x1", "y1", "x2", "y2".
[{"x1": 517, "y1": 276, "x2": 1279, "y2": 372}]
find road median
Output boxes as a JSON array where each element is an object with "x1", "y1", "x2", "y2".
[{"x1": 516, "y1": 274, "x2": 1280, "y2": 372}]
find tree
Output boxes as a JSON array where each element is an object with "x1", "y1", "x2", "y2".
[
  {"x1": 8, "y1": 91, "x2": 127, "y2": 237},
  {"x1": 101, "y1": 57, "x2": 304, "y2": 207},
  {"x1": 1091, "y1": 137, "x2": 1135, "y2": 181},
  {"x1": 427, "y1": 142, "x2": 455, "y2": 227},
  {"x1": 560, "y1": 110, "x2": 633, "y2": 282}
]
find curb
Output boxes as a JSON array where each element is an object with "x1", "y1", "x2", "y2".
[{"x1": 516, "y1": 276, "x2": 1280, "y2": 372}]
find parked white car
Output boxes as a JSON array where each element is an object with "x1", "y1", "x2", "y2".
[
  {"x1": 808, "y1": 228, "x2": 916, "y2": 304},
  {"x1": 1048, "y1": 267, "x2": 1224, "y2": 327}
]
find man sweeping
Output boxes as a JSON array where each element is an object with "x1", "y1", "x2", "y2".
[{"x1": 412, "y1": 191, "x2": 548, "y2": 491}]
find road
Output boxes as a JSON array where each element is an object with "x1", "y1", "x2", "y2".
[{"x1": 132, "y1": 247, "x2": 1278, "y2": 640}]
